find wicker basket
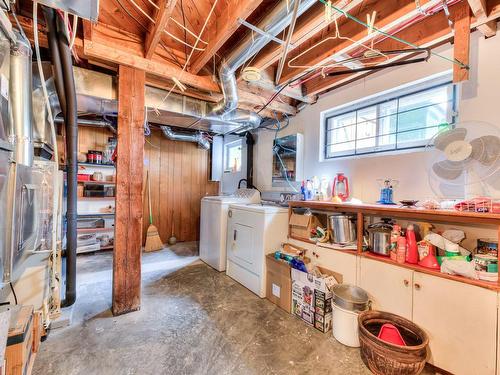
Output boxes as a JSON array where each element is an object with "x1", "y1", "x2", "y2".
[{"x1": 358, "y1": 310, "x2": 429, "y2": 375}]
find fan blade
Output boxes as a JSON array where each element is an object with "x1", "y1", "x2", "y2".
[
  {"x1": 432, "y1": 160, "x2": 464, "y2": 180},
  {"x1": 434, "y1": 128, "x2": 467, "y2": 151},
  {"x1": 470, "y1": 135, "x2": 500, "y2": 166}
]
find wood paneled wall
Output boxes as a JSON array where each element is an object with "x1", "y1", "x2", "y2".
[
  {"x1": 75, "y1": 126, "x2": 219, "y2": 244},
  {"x1": 143, "y1": 128, "x2": 219, "y2": 243}
]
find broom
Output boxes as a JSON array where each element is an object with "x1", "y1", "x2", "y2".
[{"x1": 144, "y1": 171, "x2": 164, "y2": 252}]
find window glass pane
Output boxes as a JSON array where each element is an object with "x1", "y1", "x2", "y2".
[
  {"x1": 398, "y1": 85, "x2": 449, "y2": 113},
  {"x1": 327, "y1": 112, "x2": 356, "y2": 130},
  {"x1": 324, "y1": 82, "x2": 456, "y2": 159},
  {"x1": 225, "y1": 141, "x2": 242, "y2": 172}
]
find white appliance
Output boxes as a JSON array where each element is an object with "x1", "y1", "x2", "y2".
[
  {"x1": 200, "y1": 189, "x2": 260, "y2": 271},
  {"x1": 225, "y1": 203, "x2": 289, "y2": 297}
]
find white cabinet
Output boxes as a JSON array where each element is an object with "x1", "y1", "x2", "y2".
[
  {"x1": 358, "y1": 257, "x2": 413, "y2": 319},
  {"x1": 413, "y1": 273, "x2": 497, "y2": 375},
  {"x1": 314, "y1": 244, "x2": 357, "y2": 285}
]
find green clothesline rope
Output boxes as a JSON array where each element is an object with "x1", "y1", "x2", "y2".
[{"x1": 318, "y1": 0, "x2": 469, "y2": 69}]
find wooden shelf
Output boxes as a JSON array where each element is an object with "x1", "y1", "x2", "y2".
[
  {"x1": 78, "y1": 162, "x2": 115, "y2": 168},
  {"x1": 78, "y1": 196, "x2": 115, "y2": 201},
  {"x1": 360, "y1": 252, "x2": 500, "y2": 291},
  {"x1": 288, "y1": 201, "x2": 500, "y2": 291},
  {"x1": 77, "y1": 212, "x2": 115, "y2": 217},
  {"x1": 78, "y1": 180, "x2": 116, "y2": 185},
  {"x1": 77, "y1": 227, "x2": 114, "y2": 234},
  {"x1": 289, "y1": 201, "x2": 500, "y2": 226}
]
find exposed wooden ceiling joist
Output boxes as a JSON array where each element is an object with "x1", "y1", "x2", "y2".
[
  {"x1": 251, "y1": 0, "x2": 365, "y2": 71},
  {"x1": 467, "y1": 0, "x2": 497, "y2": 37},
  {"x1": 278, "y1": 0, "x2": 444, "y2": 86},
  {"x1": 144, "y1": 0, "x2": 178, "y2": 59},
  {"x1": 188, "y1": 0, "x2": 265, "y2": 74},
  {"x1": 303, "y1": 0, "x2": 492, "y2": 96}
]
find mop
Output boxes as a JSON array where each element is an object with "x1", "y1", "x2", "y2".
[{"x1": 144, "y1": 171, "x2": 164, "y2": 252}]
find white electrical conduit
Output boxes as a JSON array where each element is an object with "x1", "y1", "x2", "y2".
[
  {"x1": 169, "y1": 17, "x2": 208, "y2": 45},
  {"x1": 163, "y1": 30, "x2": 206, "y2": 51},
  {"x1": 147, "y1": 0, "x2": 160, "y2": 10},
  {"x1": 153, "y1": 0, "x2": 219, "y2": 114},
  {"x1": 33, "y1": 0, "x2": 59, "y2": 311}
]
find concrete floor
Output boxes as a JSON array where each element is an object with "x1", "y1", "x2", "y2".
[{"x1": 33, "y1": 243, "x2": 436, "y2": 375}]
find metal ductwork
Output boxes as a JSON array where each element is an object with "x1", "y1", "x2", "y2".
[
  {"x1": 9, "y1": 32, "x2": 34, "y2": 166},
  {"x1": 207, "y1": 0, "x2": 316, "y2": 127},
  {"x1": 160, "y1": 126, "x2": 210, "y2": 150}
]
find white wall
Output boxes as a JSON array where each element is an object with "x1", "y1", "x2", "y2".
[{"x1": 254, "y1": 29, "x2": 500, "y2": 203}]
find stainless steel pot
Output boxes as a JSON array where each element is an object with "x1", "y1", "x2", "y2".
[
  {"x1": 368, "y1": 219, "x2": 393, "y2": 256},
  {"x1": 329, "y1": 215, "x2": 356, "y2": 244},
  {"x1": 332, "y1": 284, "x2": 370, "y2": 312}
]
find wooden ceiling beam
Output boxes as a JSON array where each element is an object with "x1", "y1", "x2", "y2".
[
  {"x1": 303, "y1": 0, "x2": 487, "y2": 96},
  {"x1": 189, "y1": 0, "x2": 265, "y2": 74},
  {"x1": 467, "y1": 0, "x2": 497, "y2": 37},
  {"x1": 278, "y1": 0, "x2": 444, "y2": 85},
  {"x1": 251, "y1": 0, "x2": 365, "y2": 71},
  {"x1": 144, "y1": 0, "x2": 178, "y2": 59}
]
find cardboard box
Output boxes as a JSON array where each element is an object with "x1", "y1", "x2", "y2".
[
  {"x1": 266, "y1": 254, "x2": 292, "y2": 313},
  {"x1": 291, "y1": 267, "x2": 341, "y2": 333},
  {"x1": 289, "y1": 213, "x2": 321, "y2": 240}
]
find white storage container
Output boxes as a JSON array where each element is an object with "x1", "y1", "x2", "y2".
[{"x1": 332, "y1": 302, "x2": 362, "y2": 347}]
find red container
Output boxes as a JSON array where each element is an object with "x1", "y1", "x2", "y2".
[{"x1": 77, "y1": 174, "x2": 91, "y2": 182}]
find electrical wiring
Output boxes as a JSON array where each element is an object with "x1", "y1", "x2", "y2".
[
  {"x1": 155, "y1": 0, "x2": 219, "y2": 111},
  {"x1": 9, "y1": 282, "x2": 18, "y2": 305},
  {"x1": 170, "y1": 17, "x2": 208, "y2": 45},
  {"x1": 128, "y1": 0, "x2": 156, "y2": 23},
  {"x1": 68, "y1": 14, "x2": 78, "y2": 50},
  {"x1": 180, "y1": 0, "x2": 187, "y2": 58},
  {"x1": 318, "y1": 0, "x2": 468, "y2": 68},
  {"x1": 147, "y1": 0, "x2": 160, "y2": 10},
  {"x1": 115, "y1": 0, "x2": 183, "y2": 67},
  {"x1": 164, "y1": 30, "x2": 206, "y2": 51}
]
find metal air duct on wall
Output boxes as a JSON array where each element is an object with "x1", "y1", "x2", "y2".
[{"x1": 9, "y1": 32, "x2": 34, "y2": 166}]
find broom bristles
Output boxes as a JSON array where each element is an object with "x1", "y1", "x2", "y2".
[{"x1": 145, "y1": 224, "x2": 164, "y2": 252}]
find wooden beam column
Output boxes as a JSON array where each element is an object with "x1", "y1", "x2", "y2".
[
  {"x1": 113, "y1": 65, "x2": 146, "y2": 316},
  {"x1": 453, "y1": 1, "x2": 471, "y2": 83}
]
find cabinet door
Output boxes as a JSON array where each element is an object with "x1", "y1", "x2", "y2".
[
  {"x1": 313, "y1": 245, "x2": 357, "y2": 285},
  {"x1": 413, "y1": 273, "x2": 497, "y2": 375},
  {"x1": 358, "y1": 257, "x2": 413, "y2": 319}
]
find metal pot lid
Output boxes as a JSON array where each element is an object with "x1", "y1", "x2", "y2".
[
  {"x1": 368, "y1": 221, "x2": 393, "y2": 232},
  {"x1": 332, "y1": 284, "x2": 369, "y2": 305}
]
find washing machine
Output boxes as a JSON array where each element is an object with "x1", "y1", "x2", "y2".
[
  {"x1": 225, "y1": 203, "x2": 289, "y2": 297},
  {"x1": 200, "y1": 189, "x2": 260, "y2": 271}
]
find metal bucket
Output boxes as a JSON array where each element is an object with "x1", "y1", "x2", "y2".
[{"x1": 332, "y1": 284, "x2": 370, "y2": 312}]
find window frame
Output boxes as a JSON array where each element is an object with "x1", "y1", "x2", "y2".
[
  {"x1": 323, "y1": 80, "x2": 458, "y2": 160},
  {"x1": 224, "y1": 139, "x2": 243, "y2": 173}
]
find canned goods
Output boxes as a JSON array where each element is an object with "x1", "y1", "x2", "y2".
[
  {"x1": 477, "y1": 238, "x2": 498, "y2": 257},
  {"x1": 473, "y1": 254, "x2": 498, "y2": 273}
]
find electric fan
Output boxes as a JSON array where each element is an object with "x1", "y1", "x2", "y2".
[{"x1": 426, "y1": 121, "x2": 500, "y2": 199}]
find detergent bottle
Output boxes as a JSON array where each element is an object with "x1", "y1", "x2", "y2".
[{"x1": 405, "y1": 224, "x2": 418, "y2": 264}]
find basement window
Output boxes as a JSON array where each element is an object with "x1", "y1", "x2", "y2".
[
  {"x1": 323, "y1": 80, "x2": 458, "y2": 159},
  {"x1": 224, "y1": 140, "x2": 242, "y2": 173}
]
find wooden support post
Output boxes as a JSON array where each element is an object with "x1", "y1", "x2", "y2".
[
  {"x1": 113, "y1": 65, "x2": 145, "y2": 316},
  {"x1": 453, "y1": 2, "x2": 471, "y2": 83}
]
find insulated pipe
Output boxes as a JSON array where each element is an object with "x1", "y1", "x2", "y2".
[
  {"x1": 55, "y1": 13, "x2": 78, "y2": 307},
  {"x1": 42, "y1": 8, "x2": 66, "y2": 121},
  {"x1": 9, "y1": 31, "x2": 34, "y2": 166},
  {"x1": 160, "y1": 126, "x2": 210, "y2": 150},
  {"x1": 54, "y1": 116, "x2": 117, "y2": 134}
]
